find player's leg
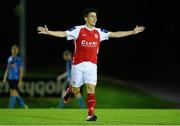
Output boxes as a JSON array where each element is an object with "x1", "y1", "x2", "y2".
[
  {"x1": 9, "y1": 89, "x2": 17, "y2": 108},
  {"x1": 75, "y1": 88, "x2": 86, "y2": 108},
  {"x1": 13, "y1": 80, "x2": 27, "y2": 108},
  {"x1": 72, "y1": 87, "x2": 85, "y2": 108},
  {"x1": 83, "y1": 62, "x2": 97, "y2": 121},
  {"x1": 59, "y1": 90, "x2": 65, "y2": 108},
  {"x1": 8, "y1": 80, "x2": 18, "y2": 108},
  {"x1": 63, "y1": 84, "x2": 73, "y2": 103},
  {"x1": 85, "y1": 84, "x2": 97, "y2": 121},
  {"x1": 72, "y1": 87, "x2": 80, "y2": 96},
  {"x1": 64, "y1": 85, "x2": 85, "y2": 108},
  {"x1": 16, "y1": 92, "x2": 27, "y2": 108},
  {"x1": 64, "y1": 64, "x2": 83, "y2": 104},
  {"x1": 59, "y1": 81, "x2": 68, "y2": 107}
]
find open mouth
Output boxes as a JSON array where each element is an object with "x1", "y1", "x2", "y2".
[{"x1": 92, "y1": 21, "x2": 96, "y2": 25}]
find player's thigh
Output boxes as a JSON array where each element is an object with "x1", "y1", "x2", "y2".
[
  {"x1": 72, "y1": 87, "x2": 80, "y2": 95},
  {"x1": 83, "y1": 63, "x2": 97, "y2": 85},
  {"x1": 8, "y1": 80, "x2": 18, "y2": 90},
  {"x1": 71, "y1": 65, "x2": 83, "y2": 87},
  {"x1": 86, "y1": 84, "x2": 96, "y2": 94}
]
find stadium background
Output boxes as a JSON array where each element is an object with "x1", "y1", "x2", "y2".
[{"x1": 0, "y1": 0, "x2": 180, "y2": 108}]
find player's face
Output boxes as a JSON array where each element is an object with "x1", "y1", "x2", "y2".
[
  {"x1": 11, "y1": 47, "x2": 19, "y2": 56},
  {"x1": 85, "y1": 12, "x2": 97, "y2": 26},
  {"x1": 63, "y1": 54, "x2": 71, "y2": 61}
]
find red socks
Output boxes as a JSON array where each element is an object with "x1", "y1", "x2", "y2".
[
  {"x1": 86, "y1": 93, "x2": 96, "y2": 116},
  {"x1": 67, "y1": 84, "x2": 72, "y2": 92}
]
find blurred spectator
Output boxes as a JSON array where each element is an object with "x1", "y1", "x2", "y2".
[
  {"x1": 57, "y1": 50, "x2": 85, "y2": 108},
  {"x1": 3, "y1": 45, "x2": 28, "y2": 108}
]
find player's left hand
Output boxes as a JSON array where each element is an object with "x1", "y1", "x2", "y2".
[
  {"x1": 2, "y1": 80, "x2": 7, "y2": 83},
  {"x1": 37, "y1": 25, "x2": 49, "y2": 34},
  {"x1": 133, "y1": 25, "x2": 145, "y2": 34},
  {"x1": 18, "y1": 80, "x2": 23, "y2": 88}
]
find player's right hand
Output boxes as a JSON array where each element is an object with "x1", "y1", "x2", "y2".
[
  {"x1": 18, "y1": 81, "x2": 23, "y2": 88},
  {"x1": 37, "y1": 25, "x2": 49, "y2": 34},
  {"x1": 2, "y1": 79, "x2": 6, "y2": 83}
]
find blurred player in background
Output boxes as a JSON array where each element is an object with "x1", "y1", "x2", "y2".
[
  {"x1": 57, "y1": 50, "x2": 85, "y2": 108},
  {"x1": 37, "y1": 8, "x2": 145, "y2": 121},
  {"x1": 3, "y1": 45, "x2": 28, "y2": 108}
]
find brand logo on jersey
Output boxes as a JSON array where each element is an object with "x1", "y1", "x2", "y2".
[
  {"x1": 81, "y1": 40, "x2": 98, "y2": 47},
  {"x1": 82, "y1": 34, "x2": 87, "y2": 37},
  {"x1": 94, "y1": 34, "x2": 99, "y2": 38}
]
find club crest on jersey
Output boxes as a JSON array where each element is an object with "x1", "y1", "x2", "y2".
[
  {"x1": 81, "y1": 40, "x2": 98, "y2": 47},
  {"x1": 82, "y1": 34, "x2": 87, "y2": 37},
  {"x1": 94, "y1": 34, "x2": 99, "y2": 38}
]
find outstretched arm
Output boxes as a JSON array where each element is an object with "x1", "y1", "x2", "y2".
[
  {"x1": 109, "y1": 25, "x2": 145, "y2": 38},
  {"x1": 3, "y1": 69, "x2": 8, "y2": 83},
  {"x1": 37, "y1": 25, "x2": 67, "y2": 38},
  {"x1": 18, "y1": 66, "x2": 23, "y2": 87},
  {"x1": 57, "y1": 72, "x2": 67, "y2": 81}
]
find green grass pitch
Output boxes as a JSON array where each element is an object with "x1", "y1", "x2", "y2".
[{"x1": 0, "y1": 109, "x2": 179, "y2": 125}]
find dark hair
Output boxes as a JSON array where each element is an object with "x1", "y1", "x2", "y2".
[
  {"x1": 83, "y1": 8, "x2": 97, "y2": 17},
  {"x1": 11, "y1": 45, "x2": 18, "y2": 50}
]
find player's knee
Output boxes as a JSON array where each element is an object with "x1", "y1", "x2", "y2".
[
  {"x1": 10, "y1": 89, "x2": 18, "y2": 96},
  {"x1": 86, "y1": 84, "x2": 95, "y2": 94},
  {"x1": 75, "y1": 93, "x2": 82, "y2": 99},
  {"x1": 72, "y1": 87, "x2": 80, "y2": 95}
]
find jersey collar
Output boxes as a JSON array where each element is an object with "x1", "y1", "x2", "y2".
[{"x1": 84, "y1": 25, "x2": 96, "y2": 31}]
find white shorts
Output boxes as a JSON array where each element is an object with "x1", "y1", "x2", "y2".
[{"x1": 71, "y1": 62, "x2": 97, "y2": 87}]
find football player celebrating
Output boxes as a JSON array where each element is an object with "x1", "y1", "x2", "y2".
[{"x1": 37, "y1": 8, "x2": 145, "y2": 121}]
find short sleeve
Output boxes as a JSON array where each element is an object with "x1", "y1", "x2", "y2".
[
  {"x1": 65, "y1": 26, "x2": 81, "y2": 40},
  {"x1": 7, "y1": 57, "x2": 11, "y2": 68},
  {"x1": 99, "y1": 28, "x2": 109, "y2": 42}
]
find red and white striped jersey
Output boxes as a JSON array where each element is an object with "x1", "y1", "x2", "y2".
[{"x1": 66, "y1": 25, "x2": 109, "y2": 65}]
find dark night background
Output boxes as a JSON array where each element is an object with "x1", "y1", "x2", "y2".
[{"x1": 0, "y1": 0, "x2": 180, "y2": 93}]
